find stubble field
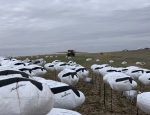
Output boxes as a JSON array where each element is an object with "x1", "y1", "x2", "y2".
[{"x1": 18, "y1": 49, "x2": 150, "y2": 115}]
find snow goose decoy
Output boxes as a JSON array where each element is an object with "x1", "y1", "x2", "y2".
[
  {"x1": 58, "y1": 68, "x2": 79, "y2": 85},
  {"x1": 107, "y1": 73, "x2": 137, "y2": 91},
  {"x1": 137, "y1": 92, "x2": 150, "y2": 114},
  {"x1": 138, "y1": 71, "x2": 150, "y2": 85},
  {"x1": 37, "y1": 79, "x2": 85, "y2": 109},
  {"x1": 0, "y1": 75, "x2": 55, "y2": 115},
  {"x1": 75, "y1": 66, "x2": 89, "y2": 80},
  {"x1": 44, "y1": 63, "x2": 55, "y2": 71}
]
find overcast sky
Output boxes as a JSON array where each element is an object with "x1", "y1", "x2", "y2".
[{"x1": 0, "y1": 0, "x2": 150, "y2": 56}]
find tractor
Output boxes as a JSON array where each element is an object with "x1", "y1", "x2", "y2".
[{"x1": 67, "y1": 50, "x2": 75, "y2": 57}]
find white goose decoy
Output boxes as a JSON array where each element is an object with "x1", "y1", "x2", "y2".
[
  {"x1": 96, "y1": 59, "x2": 100, "y2": 62},
  {"x1": 58, "y1": 68, "x2": 79, "y2": 86},
  {"x1": 25, "y1": 64, "x2": 47, "y2": 77},
  {"x1": 86, "y1": 58, "x2": 92, "y2": 61},
  {"x1": 123, "y1": 90, "x2": 139, "y2": 100},
  {"x1": 138, "y1": 71, "x2": 150, "y2": 85},
  {"x1": 14, "y1": 66, "x2": 35, "y2": 77},
  {"x1": 125, "y1": 68, "x2": 145, "y2": 80},
  {"x1": 109, "y1": 60, "x2": 114, "y2": 63},
  {"x1": 65, "y1": 65, "x2": 77, "y2": 70},
  {"x1": 75, "y1": 66, "x2": 89, "y2": 80},
  {"x1": 0, "y1": 57, "x2": 9, "y2": 63},
  {"x1": 121, "y1": 61, "x2": 127, "y2": 65},
  {"x1": 47, "y1": 108, "x2": 81, "y2": 115},
  {"x1": 31, "y1": 58, "x2": 46, "y2": 66},
  {"x1": 51, "y1": 60, "x2": 61, "y2": 65},
  {"x1": 91, "y1": 64, "x2": 110, "y2": 74},
  {"x1": 65, "y1": 64, "x2": 83, "y2": 71},
  {"x1": 36, "y1": 79, "x2": 85, "y2": 109},
  {"x1": 44, "y1": 63, "x2": 55, "y2": 71},
  {"x1": 136, "y1": 62, "x2": 141, "y2": 65},
  {"x1": 106, "y1": 72, "x2": 137, "y2": 91},
  {"x1": 136, "y1": 62, "x2": 146, "y2": 65},
  {"x1": 45, "y1": 56, "x2": 49, "y2": 58},
  {"x1": 140, "y1": 62, "x2": 146, "y2": 65},
  {"x1": 103, "y1": 72, "x2": 137, "y2": 112},
  {"x1": 98, "y1": 66, "x2": 115, "y2": 76},
  {"x1": 0, "y1": 59, "x2": 20, "y2": 67},
  {"x1": 91, "y1": 64, "x2": 98, "y2": 73},
  {"x1": 12, "y1": 62, "x2": 27, "y2": 68},
  {"x1": 1, "y1": 59, "x2": 22, "y2": 67},
  {"x1": 67, "y1": 61, "x2": 76, "y2": 66},
  {"x1": 106, "y1": 67, "x2": 127, "y2": 73},
  {"x1": 22, "y1": 58, "x2": 32, "y2": 63},
  {"x1": 103, "y1": 72, "x2": 115, "y2": 84},
  {"x1": 125, "y1": 66, "x2": 140, "y2": 70},
  {"x1": 137, "y1": 92, "x2": 150, "y2": 114},
  {"x1": 68, "y1": 57, "x2": 71, "y2": 59},
  {"x1": 0, "y1": 76, "x2": 54, "y2": 115},
  {"x1": 54, "y1": 62, "x2": 69, "y2": 72},
  {"x1": 33, "y1": 76, "x2": 47, "y2": 81},
  {"x1": 0, "y1": 67, "x2": 33, "y2": 80},
  {"x1": 103, "y1": 69, "x2": 127, "y2": 84},
  {"x1": 120, "y1": 68, "x2": 129, "y2": 74}
]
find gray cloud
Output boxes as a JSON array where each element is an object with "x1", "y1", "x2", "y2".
[{"x1": 0, "y1": 0, "x2": 150, "y2": 56}]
